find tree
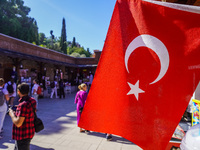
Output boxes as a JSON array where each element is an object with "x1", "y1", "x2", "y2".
[
  {"x1": 0, "y1": 0, "x2": 94, "y2": 57},
  {"x1": 72, "y1": 37, "x2": 76, "y2": 48},
  {"x1": 60, "y1": 18, "x2": 67, "y2": 54},
  {"x1": 0, "y1": 0, "x2": 39, "y2": 44},
  {"x1": 50, "y1": 30, "x2": 55, "y2": 48},
  {"x1": 67, "y1": 46, "x2": 92, "y2": 57},
  {"x1": 32, "y1": 20, "x2": 39, "y2": 45},
  {"x1": 80, "y1": 54, "x2": 86, "y2": 58},
  {"x1": 39, "y1": 33, "x2": 46, "y2": 45},
  {"x1": 70, "y1": 52, "x2": 80, "y2": 58},
  {"x1": 87, "y1": 48, "x2": 92, "y2": 57}
]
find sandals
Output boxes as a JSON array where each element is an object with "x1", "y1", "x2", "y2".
[{"x1": 80, "y1": 129, "x2": 85, "y2": 133}]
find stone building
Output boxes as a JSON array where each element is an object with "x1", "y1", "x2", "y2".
[{"x1": 0, "y1": 33, "x2": 101, "y2": 86}]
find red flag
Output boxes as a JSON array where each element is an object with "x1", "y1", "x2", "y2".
[{"x1": 79, "y1": 0, "x2": 200, "y2": 149}]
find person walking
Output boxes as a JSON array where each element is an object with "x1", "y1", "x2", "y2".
[
  {"x1": 0, "y1": 78, "x2": 9, "y2": 138},
  {"x1": 31, "y1": 79, "x2": 39, "y2": 110},
  {"x1": 50, "y1": 80, "x2": 58, "y2": 99},
  {"x1": 8, "y1": 83, "x2": 36, "y2": 150},
  {"x1": 4, "y1": 78, "x2": 16, "y2": 107},
  {"x1": 75, "y1": 83, "x2": 88, "y2": 132},
  {"x1": 88, "y1": 73, "x2": 93, "y2": 91},
  {"x1": 59, "y1": 79, "x2": 65, "y2": 99}
]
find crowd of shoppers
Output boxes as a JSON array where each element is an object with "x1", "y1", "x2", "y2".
[{"x1": 0, "y1": 74, "x2": 113, "y2": 148}]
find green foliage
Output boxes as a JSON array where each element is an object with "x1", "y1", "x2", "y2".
[
  {"x1": 39, "y1": 44, "x2": 47, "y2": 48},
  {"x1": 45, "y1": 36, "x2": 62, "y2": 52},
  {"x1": 80, "y1": 54, "x2": 86, "y2": 58},
  {"x1": 53, "y1": 42, "x2": 61, "y2": 52},
  {"x1": 72, "y1": 37, "x2": 76, "y2": 48},
  {"x1": 60, "y1": 18, "x2": 67, "y2": 54},
  {"x1": 70, "y1": 52, "x2": 80, "y2": 58},
  {"x1": 67, "y1": 46, "x2": 91, "y2": 57},
  {"x1": 39, "y1": 33, "x2": 46, "y2": 45},
  {"x1": 87, "y1": 48, "x2": 92, "y2": 57},
  {"x1": 0, "y1": 0, "x2": 39, "y2": 44},
  {"x1": 0, "y1": 1, "x2": 92, "y2": 57}
]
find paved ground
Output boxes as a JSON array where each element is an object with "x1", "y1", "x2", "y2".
[{"x1": 0, "y1": 93, "x2": 142, "y2": 150}]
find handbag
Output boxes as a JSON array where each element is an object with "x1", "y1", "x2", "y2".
[
  {"x1": 30, "y1": 102, "x2": 44, "y2": 133},
  {"x1": 34, "y1": 113, "x2": 44, "y2": 133}
]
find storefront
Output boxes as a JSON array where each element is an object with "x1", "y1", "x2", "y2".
[{"x1": 0, "y1": 33, "x2": 101, "y2": 95}]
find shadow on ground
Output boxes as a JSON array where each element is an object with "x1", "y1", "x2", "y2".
[
  {"x1": 85, "y1": 132, "x2": 136, "y2": 145},
  {"x1": 31, "y1": 144, "x2": 55, "y2": 150},
  {"x1": 1, "y1": 92, "x2": 139, "y2": 149}
]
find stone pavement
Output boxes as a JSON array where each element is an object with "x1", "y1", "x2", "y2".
[{"x1": 0, "y1": 93, "x2": 142, "y2": 150}]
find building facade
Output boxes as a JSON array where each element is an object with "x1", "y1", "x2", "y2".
[{"x1": 0, "y1": 33, "x2": 101, "y2": 87}]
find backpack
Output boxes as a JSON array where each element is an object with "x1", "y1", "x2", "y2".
[
  {"x1": 0, "y1": 87, "x2": 4, "y2": 106},
  {"x1": 50, "y1": 82, "x2": 55, "y2": 88},
  {"x1": 37, "y1": 86, "x2": 42, "y2": 95},
  {"x1": 7, "y1": 83, "x2": 14, "y2": 94}
]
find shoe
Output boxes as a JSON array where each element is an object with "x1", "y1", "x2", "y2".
[
  {"x1": 106, "y1": 135, "x2": 112, "y2": 141},
  {"x1": 85, "y1": 130, "x2": 90, "y2": 134},
  {"x1": 80, "y1": 129, "x2": 85, "y2": 133}
]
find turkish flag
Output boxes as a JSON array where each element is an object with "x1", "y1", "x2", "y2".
[{"x1": 79, "y1": 0, "x2": 200, "y2": 149}]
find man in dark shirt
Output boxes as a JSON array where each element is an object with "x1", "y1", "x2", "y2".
[
  {"x1": 9, "y1": 83, "x2": 36, "y2": 150},
  {"x1": 59, "y1": 79, "x2": 65, "y2": 99}
]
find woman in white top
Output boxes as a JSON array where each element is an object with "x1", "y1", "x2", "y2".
[
  {"x1": 0, "y1": 78, "x2": 9, "y2": 138},
  {"x1": 32, "y1": 79, "x2": 39, "y2": 110},
  {"x1": 50, "y1": 80, "x2": 58, "y2": 99}
]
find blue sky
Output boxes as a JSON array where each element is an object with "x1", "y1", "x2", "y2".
[{"x1": 23, "y1": 0, "x2": 116, "y2": 53}]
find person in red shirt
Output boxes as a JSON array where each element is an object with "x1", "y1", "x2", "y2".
[{"x1": 9, "y1": 83, "x2": 36, "y2": 150}]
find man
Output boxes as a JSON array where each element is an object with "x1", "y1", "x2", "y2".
[
  {"x1": 9, "y1": 83, "x2": 36, "y2": 150},
  {"x1": 59, "y1": 79, "x2": 65, "y2": 99},
  {"x1": 31, "y1": 79, "x2": 39, "y2": 110},
  {"x1": 0, "y1": 78, "x2": 9, "y2": 138},
  {"x1": 4, "y1": 78, "x2": 16, "y2": 107}
]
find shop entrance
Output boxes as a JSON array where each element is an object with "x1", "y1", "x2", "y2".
[{"x1": 3, "y1": 68, "x2": 12, "y2": 82}]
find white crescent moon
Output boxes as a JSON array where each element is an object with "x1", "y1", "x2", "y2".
[{"x1": 125, "y1": 34, "x2": 169, "y2": 84}]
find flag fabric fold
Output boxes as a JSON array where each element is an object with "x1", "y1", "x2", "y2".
[{"x1": 79, "y1": 0, "x2": 200, "y2": 149}]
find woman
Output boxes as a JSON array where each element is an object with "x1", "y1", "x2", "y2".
[
  {"x1": 75, "y1": 83, "x2": 87, "y2": 132},
  {"x1": 0, "y1": 78, "x2": 10, "y2": 138},
  {"x1": 31, "y1": 79, "x2": 39, "y2": 110}
]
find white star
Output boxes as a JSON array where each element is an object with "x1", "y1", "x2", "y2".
[{"x1": 127, "y1": 80, "x2": 145, "y2": 100}]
